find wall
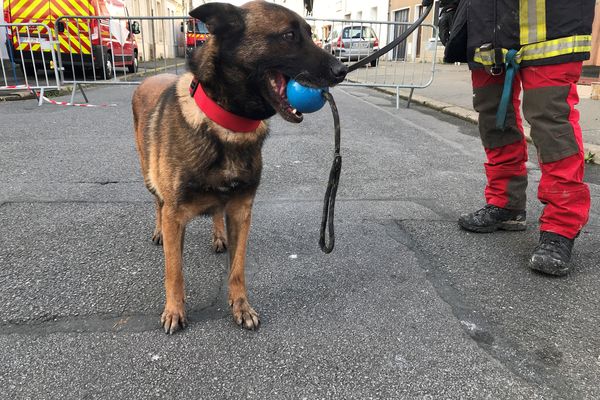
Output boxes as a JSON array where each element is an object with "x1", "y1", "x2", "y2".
[
  {"x1": 388, "y1": 0, "x2": 442, "y2": 62},
  {"x1": 310, "y1": 0, "x2": 391, "y2": 51},
  {"x1": 584, "y1": 1, "x2": 600, "y2": 68},
  {"x1": 125, "y1": 0, "x2": 186, "y2": 60}
]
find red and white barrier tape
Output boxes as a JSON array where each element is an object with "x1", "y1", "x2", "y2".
[
  {"x1": 2, "y1": 85, "x2": 31, "y2": 90},
  {"x1": 38, "y1": 93, "x2": 118, "y2": 107},
  {"x1": 1, "y1": 85, "x2": 117, "y2": 107},
  {"x1": 36, "y1": 89, "x2": 118, "y2": 107}
]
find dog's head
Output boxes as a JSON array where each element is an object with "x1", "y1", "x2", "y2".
[{"x1": 188, "y1": 1, "x2": 347, "y2": 123}]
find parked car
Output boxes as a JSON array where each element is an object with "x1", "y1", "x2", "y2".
[
  {"x1": 3, "y1": 0, "x2": 140, "y2": 79},
  {"x1": 323, "y1": 25, "x2": 379, "y2": 67}
]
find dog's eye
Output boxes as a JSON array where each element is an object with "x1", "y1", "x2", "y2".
[{"x1": 282, "y1": 31, "x2": 295, "y2": 41}]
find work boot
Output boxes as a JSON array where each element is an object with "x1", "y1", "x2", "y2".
[
  {"x1": 529, "y1": 231, "x2": 575, "y2": 277},
  {"x1": 458, "y1": 204, "x2": 526, "y2": 233}
]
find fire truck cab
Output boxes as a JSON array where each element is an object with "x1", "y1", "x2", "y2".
[
  {"x1": 181, "y1": 18, "x2": 208, "y2": 58},
  {"x1": 3, "y1": 0, "x2": 140, "y2": 79}
]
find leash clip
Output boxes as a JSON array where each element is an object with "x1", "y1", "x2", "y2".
[
  {"x1": 490, "y1": 65, "x2": 504, "y2": 76},
  {"x1": 479, "y1": 44, "x2": 505, "y2": 76}
]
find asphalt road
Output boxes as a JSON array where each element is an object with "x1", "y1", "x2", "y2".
[{"x1": 1, "y1": 81, "x2": 599, "y2": 399}]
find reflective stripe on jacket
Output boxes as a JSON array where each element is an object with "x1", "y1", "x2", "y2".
[{"x1": 464, "y1": 0, "x2": 596, "y2": 68}]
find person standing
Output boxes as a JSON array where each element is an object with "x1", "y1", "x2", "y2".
[{"x1": 423, "y1": 0, "x2": 596, "y2": 276}]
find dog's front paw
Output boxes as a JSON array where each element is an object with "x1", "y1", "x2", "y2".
[
  {"x1": 212, "y1": 235, "x2": 227, "y2": 253},
  {"x1": 160, "y1": 303, "x2": 187, "y2": 334},
  {"x1": 230, "y1": 298, "x2": 260, "y2": 330},
  {"x1": 151, "y1": 229, "x2": 163, "y2": 246}
]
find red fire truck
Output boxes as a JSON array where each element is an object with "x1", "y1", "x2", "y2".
[
  {"x1": 3, "y1": 0, "x2": 140, "y2": 79},
  {"x1": 182, "y1": 18, "x2": 208, "y2": 58}
]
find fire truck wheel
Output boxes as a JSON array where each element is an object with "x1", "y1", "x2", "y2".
[
  {"x1": 128, "y1": 53, "x2": 138, "y2": 73},
  {"x1": 97, "y1": 51, "x2": 114, "y2": 80},
  {"x1": 19, "y1": 61, "x2": 34, "y2": 75}
]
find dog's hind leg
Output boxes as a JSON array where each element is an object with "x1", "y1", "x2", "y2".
[
  {"x1": 212, "y1": 210, "x2": 227, "y2": 253},
  {"x1": 225, "y1": 193, "x2": 260, "y2": 330},
  {"x1": 152, "y1": 198, "x2": 163, "y2": 245},
  {"x1": 160, "y1": 205, "x2": 188, "y2": 334}
]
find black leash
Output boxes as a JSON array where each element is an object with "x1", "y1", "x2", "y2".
[
  {"x1": 319, "y1": 91, "x2": 341, "y2": 253},
  {"x1": 318, "y1": 4, "x2": 433, "y2": 253}
]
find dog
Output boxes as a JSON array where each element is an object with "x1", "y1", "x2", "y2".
[{"x1": 132, "y1": 1, "x2": 347, "y2": 333}]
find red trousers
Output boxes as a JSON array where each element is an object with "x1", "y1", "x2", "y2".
[{"x1": 471, "y1": 62, "x2": 590, "y2": 239}]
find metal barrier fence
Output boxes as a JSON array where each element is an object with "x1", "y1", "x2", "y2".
[
  {"x1": 1, "y1": 22, "x2": 61, "y2": 105},
  {"x1": 2, "y1": 15, "x2": 438, "y2": 108},
  {"x1": 306, "y1": 17, "x2": 439, "y2": 108},
  {"x1": 54, "y1": 15, "x2": 200, "y2": 103},
  {"x1": 1, "y1": 16, "x2": 202, "y2": 105}
]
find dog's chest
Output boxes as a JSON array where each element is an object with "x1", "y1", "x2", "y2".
[
  {"x1": 180, "y1": 148, "x2": 262, "y2": 200},
  {"x1": 207, "y1": 157, "x2": 260, "y2": 193}
]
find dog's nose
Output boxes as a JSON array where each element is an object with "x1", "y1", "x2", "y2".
[{"x1": 330, "y1": 62, "x2": 348, "y2": 81}]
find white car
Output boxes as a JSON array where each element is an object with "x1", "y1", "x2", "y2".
[{"x1": 323, "y1": 25, "x2": 379, "y2": 67}]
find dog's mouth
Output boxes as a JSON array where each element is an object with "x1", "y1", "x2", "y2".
[{"x1": 265, "y1": 71, "x2": 303, "y2": 123}]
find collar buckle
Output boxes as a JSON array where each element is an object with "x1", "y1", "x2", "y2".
[{"x1": 189, "y1": 78, "x2": 199, "y2": 97}]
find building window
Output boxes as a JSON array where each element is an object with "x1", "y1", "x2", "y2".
[{"x1": 370, "y1": 7, "x2": 377, "y2": 20}]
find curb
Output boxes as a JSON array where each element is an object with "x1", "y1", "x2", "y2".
[
  {"x1": 386, "y1": 88, "x2": 600, "y2": 165},
  {"x1": 0, "y1": 91, "x2": 37, "y2": 101}
]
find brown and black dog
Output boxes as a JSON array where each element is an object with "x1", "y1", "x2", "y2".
[{"x1": 132, "y1": 1, "x2": 347, "y2": 333}]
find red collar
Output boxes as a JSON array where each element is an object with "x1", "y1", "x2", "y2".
[{"x1": 189, "y1": 79, "x2": 262, "y2": 132}]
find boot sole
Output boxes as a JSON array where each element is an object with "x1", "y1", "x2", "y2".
[
  {"x1": 529, "y1": 254, "x2": 570, "y2": 276},
  {"x1": 458, "y1": 219, "x2": 527, "y2": 233}
]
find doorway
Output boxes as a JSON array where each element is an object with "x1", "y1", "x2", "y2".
[{"x1": 391, "y1": 8, "x2": 409, "y2": 61}]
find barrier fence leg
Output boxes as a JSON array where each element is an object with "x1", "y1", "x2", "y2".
[
  {"x1": 69, "y1": 83, "x2": 89, "y2": 105},
  {"x1": 396, "y1": 87, "x2": 400, "y2": 109},
  {"x1": 78, "y1": 83, "x2": 89, "y2": 103},
  {"x1": 407, "y1": 88, "x2": 414, "y2": 109},
  {"x1": 70, "y1": 84, "x2": 77, "y2": 104},
  {"x1": 38, "y1": 88, "x2": 44, "y2": 106}
]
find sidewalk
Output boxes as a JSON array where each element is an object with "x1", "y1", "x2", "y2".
[{"x1": 391, "y1": 63, "x2": 600, "y2": 159}]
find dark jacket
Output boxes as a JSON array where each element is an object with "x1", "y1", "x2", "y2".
[{"x1": 444, "y1": 0, "x2": 596, "y2": 68}]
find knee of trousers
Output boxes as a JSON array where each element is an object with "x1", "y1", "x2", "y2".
[
  {"x1": 523, "y1": 85, "x2": 580, "y2": 163},
  {"x1": 473, "y1": 84, "x2": 523, "y2": 149}
]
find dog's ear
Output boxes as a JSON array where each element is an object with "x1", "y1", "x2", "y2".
[{"x1": 189, "y1": 3, "x2": 245, "y2": 37}]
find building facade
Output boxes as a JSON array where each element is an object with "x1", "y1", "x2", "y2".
[
  {"x1": 136, "y1": 0, "x2": 600, "y2": 70},
  {"x1": 125, "y1": 0, "x2": 187, "y2": 60},
  {"x1": 387, "y1": 0, "x2": 441, "y2": 62},
  {"x1": 585, "y1": 0, "x2": 600, "y2": 69}
]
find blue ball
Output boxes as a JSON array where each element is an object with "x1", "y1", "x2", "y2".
[{"x1": 286, "y1": 79, "x2": 327, "y2": 113}]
